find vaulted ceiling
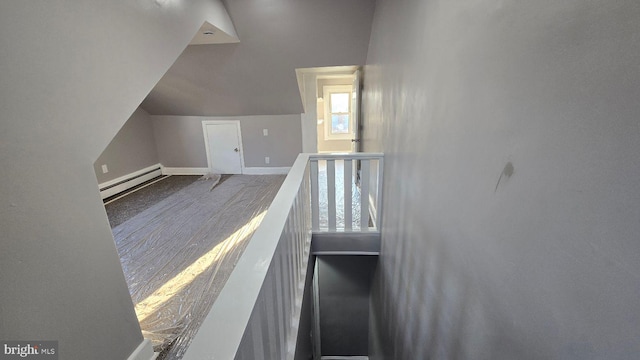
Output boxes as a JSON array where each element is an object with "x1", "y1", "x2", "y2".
[{"x1": 141, "y1": 0, "x2": 376, "y2": 116}]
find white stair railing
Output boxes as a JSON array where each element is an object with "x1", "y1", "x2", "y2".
[
  {"x1": 309, "y1": 153, "x2": 384, "y2": 233},
  {"x1": 182, "y1": 153, "x2": 383, "y2": 360}
]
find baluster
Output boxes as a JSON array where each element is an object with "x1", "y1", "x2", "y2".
[
  {"x1": 360, "y1": 159, "x2": 370, "y2": 231},
  {"x1": 310, "y1": 160, "x2": 319, "y2": 231},
  {"x1": 376, "y1": 158, "x2": 384, "y2": 231},
  {"x1": 251, "y1": 311, "x2": 266, "y2": 360},
  {"x1": 327, "y1": 159, "x2": 336, "y2": 231},
  {"x1": 344, "y1": 159, "x2": 353, "y2": 231}
]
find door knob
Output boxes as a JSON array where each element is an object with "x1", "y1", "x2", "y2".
[{"x1": 234, "y1": 148, "x2": 239, "y2": 152}]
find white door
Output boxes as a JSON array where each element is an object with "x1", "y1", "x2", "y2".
[{"x1": 204, "y1": 122, "x2": 243, "y2": 174}]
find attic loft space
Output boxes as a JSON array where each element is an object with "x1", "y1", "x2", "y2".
[{"x1": 189, "y1": 21, "x2": 240, "y2": 45}]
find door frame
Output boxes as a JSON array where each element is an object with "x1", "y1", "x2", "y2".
[
  {"x1": 351, "y1": 68, "x2": 362, "y2": 153},
  {"x1": 295, "y1": 65, "x2": 360, "y2": 153},
  {"x1": 201, "y1": 120, "x2": 245, "y2": 174}
]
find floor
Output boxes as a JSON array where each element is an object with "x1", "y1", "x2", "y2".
[{"x1": 105, "y1": 174, "x2": 284, "y2": 359}]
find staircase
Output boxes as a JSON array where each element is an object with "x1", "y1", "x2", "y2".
[{"x1": 182, "y1": 153, "x2": 383, "y2": 360}]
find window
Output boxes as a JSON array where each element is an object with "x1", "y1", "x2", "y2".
[{"x1": 323, "y1": 85, "x2": 352, "y2": 140}]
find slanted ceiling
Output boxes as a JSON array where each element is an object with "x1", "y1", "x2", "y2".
[{"x1": 141, "y1": 0, "x2": 376, "y2": 116}]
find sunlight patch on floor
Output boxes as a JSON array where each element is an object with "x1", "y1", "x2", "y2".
[{"x1": 134, "y1": 211, "x2": 267, "y2": 323}]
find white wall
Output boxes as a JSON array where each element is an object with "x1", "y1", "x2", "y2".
[
  {"x1": 94, "y1": 107, "x2": 159, "y2": 184},
  {"x1": 301, "y1": 72, "x2": 319, "y2": 153},
  {"x1": 0, "y1": 2, "x2": 236, "y2": 359},
  {"x1": 364, "y1": 0, "x2": 640, "y2": 359}
]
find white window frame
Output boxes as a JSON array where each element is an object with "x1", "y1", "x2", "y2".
[{"x1": 323, "y1": 85, "x2": 353, "y2": 141}]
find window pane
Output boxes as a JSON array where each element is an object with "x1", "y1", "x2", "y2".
[
  {"x1": 330, "y1": 93, "x2": 350, "y2": 113},
  {"x1": 331, "y1": 114, "x2": 349, "y2": 134}
]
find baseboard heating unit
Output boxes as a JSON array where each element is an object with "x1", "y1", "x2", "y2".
[{"x1": 98, "y1": 164, "x2": 163, "y2": 200}]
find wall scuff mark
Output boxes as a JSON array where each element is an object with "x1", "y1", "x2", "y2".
[{"x1": 494, "y1": 161, "x2": 514, "y2": 192}]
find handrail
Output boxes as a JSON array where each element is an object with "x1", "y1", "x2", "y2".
[
  {"x1": 309, "y1": 152, "x2": 384, "y2": 160},
  {"x1": 183, "y1": 154, "x2": 312, "y2": 360},
  {"x1": 182, "y1": 152, "x2": 384, "y2": 359}
]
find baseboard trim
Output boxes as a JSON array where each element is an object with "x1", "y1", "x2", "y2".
[
  {"x1": 98, "y1": 164, "x2": 162, "y2": 200},
  {"x1": 127, "y1": 339, "x2": 157, "y2": 360},
  {"x1": 242, "y1": 166, "x2": 291, "y2": 175},
  {"x1": 161, "y1": 167, "x2": 209, "y2": 176}
]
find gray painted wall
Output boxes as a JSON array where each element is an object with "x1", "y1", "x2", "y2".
[
  {"x1": 317, "y1": 256, "x2": 377, "y2": 356},
  {"x1": 363, "y1": 1, "x2": 640, "y2": 359},
  {"x1": 240, "y1": 115, "x2": 303, "y2": 167},
  {"x1": 152, "y1": 115, "x2": 302, "y2": 168},
  {"x1": 0, "y1": 2, "x2": 235, "y2": 359},
  {"x1": 152, "y1": 116, "x2": 210, "y2": 168},
  {"x1": 141, "y1": 0, "x2": 376, "y2": 116},
  {"x1": 94, "y1": 107, "x2": 159, "y2": 184}
]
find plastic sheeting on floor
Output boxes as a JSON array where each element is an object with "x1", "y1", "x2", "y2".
[{"x1": 111, "y1": 175, "x2": 285, "y2": 360}]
